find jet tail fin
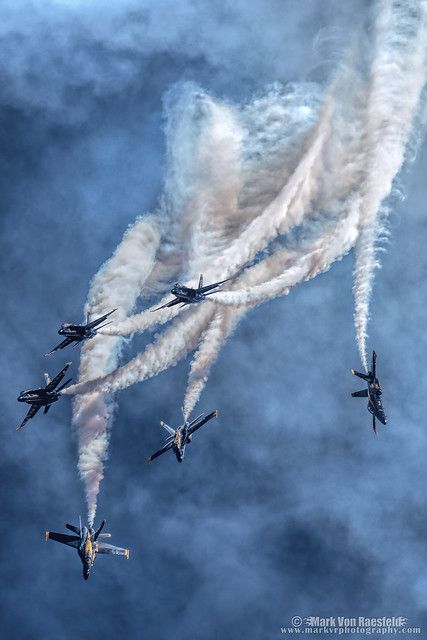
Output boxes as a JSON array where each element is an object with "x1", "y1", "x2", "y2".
[
  {"x1": 57, "y1": 378, "x2": 72, "y2": 392},
  {"x1": 372, "y1": 350, "x2": 377, "y2": 378},
  {"x1": 198, "y1": 274, "x2": 203, "y2": 289},
  {"x1": 94, "y1": 520, "x2": 106, "y2": 541},
  {"x1": 95, "y1": 321, "x2": 113, "y2": 332},
  {"x1": 44, "y1": 373, "x2": 51, "y2": 385},
  {"x1": 43, "y1": 405, "x2": 51, "y2": 415}
]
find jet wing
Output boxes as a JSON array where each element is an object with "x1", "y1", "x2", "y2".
[
  {"x1": 16, "y1": 405, "x2": 41, "y2": 431},
  {"x1": 96, "y1": 542, "x2": 130, "y2": 558},
  {"x1": 45, "y1": 362, "x2": 72, "y2": 391},
  {"x1": 45, "y1": 338, "x2": 74, "y2": 357},
  {"x1": 45, "y1": 531, "x2": 80, "y2": 548},
  {"x1": 86, "y1": 309, "x2": 117, "y2": 330},
  {"x1": 351, "y1": 389, "x2": 368, "y2": 398},
  {"x1": 152, "y1": 298, "x2": 182, "y2": 312},
  {"x1": 188, "y1": 410, "x2": 218, "y2": 435},
  {"x1": 148, "y1": 441, "x2": 174, "y2": 462},
  {"x1": 199, "y1": 278, "x2": 229, "y2": 294}
]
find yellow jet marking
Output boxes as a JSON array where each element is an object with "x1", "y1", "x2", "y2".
[{"x1": 85, "y1": 536, "x2": 93, "y2": 556}]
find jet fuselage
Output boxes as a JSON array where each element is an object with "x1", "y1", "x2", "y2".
[
  {"x1": 79, "y1": 526, "x2": 96, "y2": 580},
  {"x1": 351, "y1": 351, "x2": 386, "y2": 432},
  {"x1": 149, "y1": 410, "x2": 217, "y2": 464},
  {"x1": 367, "y1": 378, "x2": 386, "y2": 425},
  {"x1": 170, "y1": 284, "x2": 204, "y2": 304},
  {"x1": 58, "y1": 325, "x2": 96, "y2": 340},
  {"x1": 46, "y1": 310, "x2": 116, "y2": 355},
  {"x1": 172, "y1": 425, "x2": 193, "y2": 462},
  {"x1": 17, "y1": 389, "x2": 60, "y2": 406}
]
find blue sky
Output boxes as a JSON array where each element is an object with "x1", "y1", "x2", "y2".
[{"x1": 1, "y1": 2, "x2": 426, "y2": 639}]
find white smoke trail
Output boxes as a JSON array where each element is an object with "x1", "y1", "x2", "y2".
[
  {"x1": 100, "y1": 95, "x2": 334, "y2": 338},
  {"x1": 66, "y1": 198, "x2": 359, "y2": 401},
  {"x1": 230, "y1": 82, "x2": 322, "y2": 230},
  {"x1": 183, "y1": 96, "x2": 244, "y2": 273},
  {"x1": 68, "y1": 216, "x2": 315, "y2": 404},
  {"x1": 353, "y1": 0, "x2": 427, "y2": 370},
  {"x1": 65, "y1": 303, "x2": 215, "y2": 396},
  {"x1": 74, "y1": 215, "x2": 160, "y2": 525},
  {"x1": 180, "y1": 227, "x2": 320, "y2": 419},
  {"x1": 211, "y1": 198, "x2": 360, "y2": 307},
  {"x1": 182, "y1": 308, "x2": 244, "y2": 420},
  {"x1": 73, "y1": 88, "x2": 247, "y2": 524},
  {"x1": 66, "y1": 0, "x2": 427, "y2": 526},
  {"x1": 187, "y1": 95, "x2": 334, "y2": 283},
  {"x1": 101, "y1": 89, "x2": 245, "y2": 338},
  {"x1": 179, "y1": 45, "x2": 371, "y2": 415},
  {"x1": 161, "y1": 84, "x2": 245, "y2": 276}
]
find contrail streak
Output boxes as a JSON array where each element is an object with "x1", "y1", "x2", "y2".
[
  {"x1": 73, "y1": 215, "x2": 160, "y2": 525},
  {"x1": 66, "y1": 0, "x2": 426, "y2": 525},
  {"x1": 65, "y1": 304, "x2": 215, "y2": 396},
  {"x1": 100, "y1": 96, "x2": 334, "y2": 337},
  {"x1": 353, "y1": 0, "x2": 427, "y2": 370},
  {"x1": 211, "y1": 199, "x2": 360, "y2": 307}
]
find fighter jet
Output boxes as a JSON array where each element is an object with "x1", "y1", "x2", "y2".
[
  {"x1": 152, "y1": 275, "x2": 229, "y2": 311},
  {"x1": 45, "y1": 309, "x2": 117, "y2": 356},
  {"x1": 45, "y1": 518, "x2": 129, "y2": 580},
  {"x1": 148, "y1": 410, "x2": 218, "y2": 463},
  {"x1": 351, "y1": 350, "x2": 387, "y2": 433},
  {"x1": 17, "y1": 362, "x2": 72, "y2": 431}
]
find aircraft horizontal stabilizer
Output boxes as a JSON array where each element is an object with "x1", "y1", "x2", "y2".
[
  {"x1": 351, "y1": 369, "x2": 370, "y2": 381},
  {"x1": 351, "y1": 389, "x2": 368, "y2": 398}
]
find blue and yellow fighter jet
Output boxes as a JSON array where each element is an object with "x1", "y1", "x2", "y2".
[
  {"x1": 45, "y1": 518, "x2": 129, "y2": 580},
  {"x1": 149, "y1": 410, "x2": 218, "y2": 463},
  {"x1": 45, "y1": 309, "x2": 116, "y2": 356},
  {"x1": 152, "y1": 275, "x2": 229, "y2": 311},
  {"x1": 17, "y1": 362, "x2": 72, "y2": 430},
  {"x1": 352, "y1": 350, "x2": 387, "y2": 433}
]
